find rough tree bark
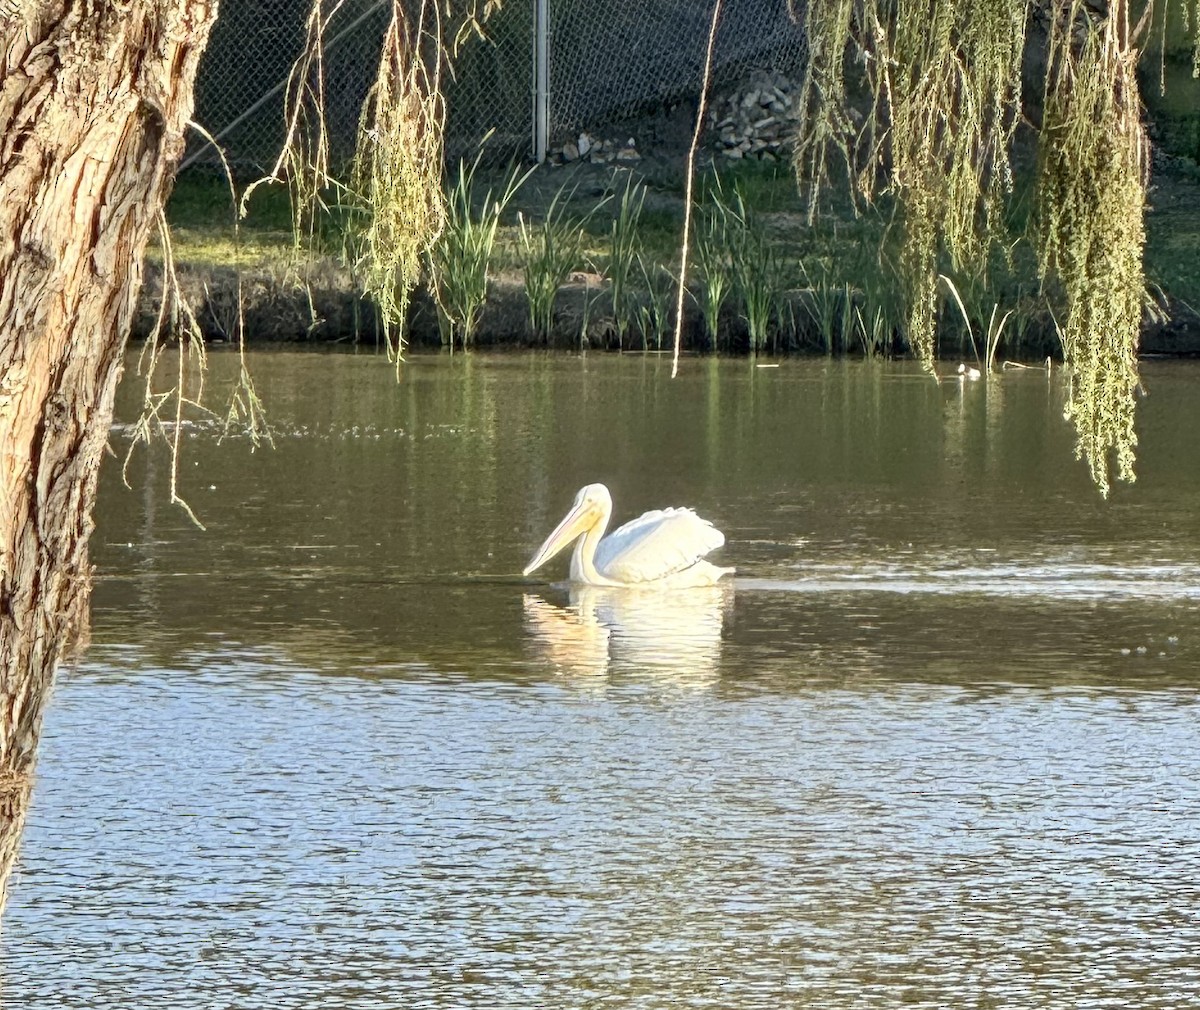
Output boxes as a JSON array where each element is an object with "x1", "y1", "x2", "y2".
[{"x1": 0, "y1": 1, "x2": 217, "y2": 913}]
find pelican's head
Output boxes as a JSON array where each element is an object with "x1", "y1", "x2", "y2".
[{"x1": 522, "y1": 483, "x2": 612, "y2": 577}]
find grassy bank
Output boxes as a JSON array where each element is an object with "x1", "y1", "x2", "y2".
[{"x1": 156, "y1": 145, "x2": 1200, "y2": 357}]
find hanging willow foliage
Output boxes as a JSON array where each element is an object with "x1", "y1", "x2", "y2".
[
  {"x1": 351, "y1": 2, "x2": 448, "y2": 358},
  {"x1": 352, "y1": 0, "x2": 504, "y2": 357},
  {"x1": 1189, "y1": 0, "x2": 1200, "y2": 76},
  {"x1": 793, "y1": 0, "x2": 1028, "y2": 365},
  {"x1": 243, "y1": 0, "x2": 342, "y2": 253},
  {"x1": 791, "y1": 0, "x2": 1199, "y2": 495},
  {"x1": 352, "y1": 1, "x2": 506, "y2": 357},
  {"x1": 791, "y1": 0, "x2": 856, "y2": 221},
  {"x1": 1036, "y1": 0, "x2": 1147, "y2": 496},
  {"x1": 251, "y1": 0, "x2": 502, "y2": 361}
]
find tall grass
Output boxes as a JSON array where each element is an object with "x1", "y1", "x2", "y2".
[
  {"x1": 577, "y1": 274, "x2": 600, "y2": 350},
  {"x1": 702, "y1": 180, "x2": 779, "y2": 352},
  {"x1": 738, "y1": 233, "x2": 781, "y2": 353},
  {"x1": 636, "y1": 255, "x2": 674, "y2": 350},
  {"x1": 517, "y1": 186, "x2": 587, "y2": 342},
  {"x1": 941, "y1": 273, "x2": 1014, "y2": 375},
  {"x1": 694, "y1": 198, "x2": 733, "y2": 350},
  {"x1": 726, "y1": 189, "x2": 781, "y2": 353},
  {"x1": 607, "y1": 178, "x2": 646, "y2": 348},
  {"x1": 800, "y1": 264, "x2": 844, "y2": 354},
  {"x1": 856, "y1": 258, "x2": 902, "y2": 358},
  {"x1": 429, "y1": 153, "x2": 527, "y2": 349}
]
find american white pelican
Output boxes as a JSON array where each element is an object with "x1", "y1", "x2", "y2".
[{"x1": 522, "y1": 483, "x2": 734, "y2": 588}]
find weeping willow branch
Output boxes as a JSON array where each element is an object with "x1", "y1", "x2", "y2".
[
  {"x1": 1036, "y1": 0, "x2": 1148, "y2": 496},
  {"x1": 790, "y1": 0, "x2": 857, "y2": 222},
  {"x1": 242, "y1": 0, "x2": 349, "y2": 249},
  {"x1": 352, "y1": 1, "x2": 506, "y2": 360},
  {"x1": 247, "y1": 1, "x2": 503, "y2": 366},
  {"x1": 123, "y1": 120, "x2": 273, "y2": 531},
  {"x1": 122, "y1": 212, "x2": 211, "y2": 531},
  {"x1": 1188, "y1": 0, "x2": 1200, "y2": 76},
  {"x1": 351, "y1": 1, "x2": 449, "y2": 362},
  {"x1": 789, "y1": 0, "x2": 1200, "y2": 496},
  {"x1": 794, "y1": 0, "x2": 1027, "y2": 368}
]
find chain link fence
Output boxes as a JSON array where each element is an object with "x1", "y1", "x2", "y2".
[
  {"x1": 187, "y1": 0, "x2": 807, "y2": 172},
  {"x1": 546, "y1": 0, "x2": 805, "y2": 134},
  {"x1": 187, "y1": 0, "x2": 389, "y2": 172}
]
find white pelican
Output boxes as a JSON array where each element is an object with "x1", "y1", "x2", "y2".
[{"x1": 522, "y1": 483, "x2": 734, "y2": 588}]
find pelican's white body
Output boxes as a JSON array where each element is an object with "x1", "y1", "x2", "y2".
[{"x1": 523, "y1": 483, "x2": 733, "y2": 589}]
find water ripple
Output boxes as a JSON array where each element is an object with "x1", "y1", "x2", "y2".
[
  {"x1": 741, "y1": 558, "x2": 1200, "y2": 600},
  {"x1": 5, "y1": 661, "x2": 1200, "y2": 1008}
]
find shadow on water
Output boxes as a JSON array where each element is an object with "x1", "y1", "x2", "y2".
[{"x1": 88, "y1": 553, "x2": 1198, "y2": 693}]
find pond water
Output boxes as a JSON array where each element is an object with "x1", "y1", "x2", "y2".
[{"x1": 5, "y1": 352, "x2": 1200, "y2": 1008}]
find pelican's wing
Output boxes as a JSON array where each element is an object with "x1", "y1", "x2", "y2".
[{"x1": 594, "y1": 507, "x2": 726, "y2": 584}]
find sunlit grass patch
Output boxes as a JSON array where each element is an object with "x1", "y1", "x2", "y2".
[{"x1": 161, "y1": 172, "x2": 297, "y2": 268}]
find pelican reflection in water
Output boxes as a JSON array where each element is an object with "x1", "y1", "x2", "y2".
[
  {"x1": 523, "y1": 483, "x2": 733, "y2": 588},
  {"x1": 523, "y1": 584, "x2": 732, "y2": 684}
]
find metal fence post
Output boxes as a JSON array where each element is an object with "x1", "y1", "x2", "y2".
[{"x1": 533, "y1": 0, "x2": 549, "y2": 162}]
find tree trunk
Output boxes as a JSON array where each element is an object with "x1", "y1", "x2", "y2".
[{"x1": 0, "y1": 1, "x2": 217, "y2": 914}]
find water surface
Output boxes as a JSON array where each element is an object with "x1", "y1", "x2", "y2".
[{"x1": 5, "y1": 353, "x2": 1200, "y2": 1007}]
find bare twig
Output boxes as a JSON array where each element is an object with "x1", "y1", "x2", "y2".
[{"x1": 672, "y1": 0, "x2": 723, "y2": 379}]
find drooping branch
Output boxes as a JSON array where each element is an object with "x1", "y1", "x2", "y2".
[
  {"x1": 672, "y1": 0, "x2": 724, "y2": 378},
  {"x1": 794, "y1": 0, "x2": 1028, "y2": 366},
  {"x1": 1036, "y1": 0, "x2": 1148, "y2": 495},
  {"x1": 351, "y1": 0, "x2": 449, "y2": 357},
  {"x1": 789, "y1": 0, "x2": 1196, "y2": 495},
  {"x1": 251, "y1": 0, "x2": 506, "y2": 362}
]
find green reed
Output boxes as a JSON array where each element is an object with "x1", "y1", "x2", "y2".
[
  {"x1": 607, "y1": 178, "x2": 646, "y2": 348},
  {"x1": 694, "y1": 198, "x2": 733, "y2": 351},
  {"x1": 738, "y1": 231, "x2": 781, "y2": 353},
  {"x1": 429, "y1": 154, "x2": 528, "y2": 349},
  {"x1": 517, "y1": 186, "x2": 586, "y2": 342},
  {"x1": 725, "y1": 187, "x2": 782, "y2": 353},
  {"x1": 941, "y1": 273, "x2": 1018, "y2": 374},
  {"x1": 800, "y1": 264, "x2": 844, "y2": 354},
  {"x1": 636, "y1": 254, "x2": 675, "y2": 350},
  {"x1": 855, "y1": 260, "x2": 902, "y2": 358}
]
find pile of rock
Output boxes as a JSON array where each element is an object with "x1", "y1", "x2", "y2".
[
  {"x1": 554, "y1": 132, "x2": 641, "y2": 165},
  {"x1": 543, "y1": 69, "x2": 805, "y2": 166},
  {"x1": 708, "y1": 69, "x2": 803, "y2": 161}
]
